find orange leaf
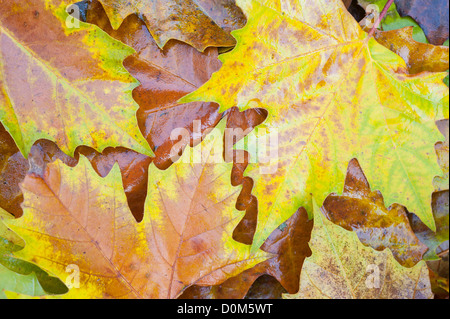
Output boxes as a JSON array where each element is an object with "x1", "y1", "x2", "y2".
[
  {"x1": 96, "y1": 0, "x2": 246, "y2": 51},
  {"x1": 9, "y1": 118, "x2": 269, "y2": 298},
  {"x1": 322, "y1": 159, "x2": 428, "y2": 267},
  {"x1": 374, "y1": 27, "x2": 449, "y2": 74}
]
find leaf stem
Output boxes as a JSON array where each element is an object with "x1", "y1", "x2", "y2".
[{"x1": 368, "y1": 0, "x2": 395, "y2": 37}]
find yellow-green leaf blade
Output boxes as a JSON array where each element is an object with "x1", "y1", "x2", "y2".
[
  {"x1": 0, "y1": 0, "x2": 153, "y2": 158},
  {"x1": 97, "y1": 0, "x2": 245, "y2": 51},
  {"x1": 284, "y1": 200, "x2": 433, "y2": 299},
  {"x1": 0, "y1": 208, "x2": 68, "y2": 298},
  {"x1": 8, "y1": 118, "x2": 269, "y2": 299},
  {"x1": 182, "y1": 0, "x2": 448, "y2": 250}
]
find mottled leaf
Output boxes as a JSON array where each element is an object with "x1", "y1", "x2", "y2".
[
  {"x1": 285, "y1": 201, "x2": 433, "y2": 299},
  {"x1": 27, "y1": 138, "x2": 152, "y2": 223},
  {"x1": 394, "y1": 0, "x2": 449, "y2": 45},
  {"x1": 182, "y1": 0, "x2": 449, "y2": 250},
  {"x1": 409, "y1": 191, "x2": 449, "y2": 261},
  {"x1": 358, "y1": 0, "x2": 429, "y2": 43},
  {"x1": 427, "y1": 252, "x2": 449, "y2": 298},
  {"x1": 69, "y1": 1, "x2": 268, "y2": 226},
  {"x1": 96, "y1": 0, "x2": 246, "y2": 51},
  {"x1": 74, "y1": 0, "x2": 224, "y2": 170},
  {"x1": 0, "y1": 124, "x2": 28, "y2": 218},
  {"x1": 8, "y1": 118, "x2": 269, "y2": 299},
  {"x1": 0, "y1": 208, "x2": 68, "y2": 298},
  {"x1": 0, "y1": 0, "x2": 153, "y2": 158},
  {"x1": 343, "y1": 0, "x2": 353, "y2": 8}
]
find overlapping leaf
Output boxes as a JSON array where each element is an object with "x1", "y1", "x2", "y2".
[
  {"x1": 358, "y1": 0, "x2": 429, "y2": 43},
  {"x1": 70, "y1": 0, "x2": 267, "y2": 221},
  {"x1": 322, "y1": 159, "x2": 428, "y2": 267},
  {"x1": 1, "y1": 0, "x2": 262, "y2": 224},
  {"x1": 373, "y1": 27, "x2": 449, "y2": 74},
  {"x1": 96, "y1": 0, "x2": 246, "y2": 51},
  {"x1": 182, "y1": 0, "x2": 449, "y2": 250},
  {"x1": 181, "y1": 208, "x2": 313, "y2": 298},
  {"x1": 409, "y1": 191, "x2": 449, "y2": 261},
  {"x1": 434, "y1": 119, "x2": 449, "y2": 191},
  {"x1": 0, "y1": 0, "x2": 153, "y2": 158},
  {"x1": 74, "y1": 0, "x2": 224, "y2": 168},
  {"x1": 406, "y1": 119, "x2": 449, "y2": 261},
  {"x1": 0, "y1": 124, "x2": 28, "y2": 218},
  {"x1": 0, "y1": 208, "x2": 67, "y2": 298},
  {"x1": 0, "y1": 209, "x2": 24, "y2": 254},
  {"x1": 24, "y1": 137, "x2": 153, "y2": 223},
  {"x1": 0, "y1": 0, "x2": 447, "y2": 300},
  {"x1": 394, "y1": 0, "x2": 449, "y2": 45},
  {"x1": 427, "y1": 252, "x2": 449, "y2": 298},
  {"x1": 285, "y1": 201, "x2": 433, "y2": 299},
  {"x1": 7, "y1": 118, "x2": 269, "y2": 298}
]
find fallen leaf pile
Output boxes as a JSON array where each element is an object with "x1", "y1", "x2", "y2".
[{"x1": 0, "y1": 0, "x2": 448, "y2": 299}]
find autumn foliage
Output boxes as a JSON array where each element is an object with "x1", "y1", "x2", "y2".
[{"x1": 0, "y1": 0, "x2": 448, "y2": 299}]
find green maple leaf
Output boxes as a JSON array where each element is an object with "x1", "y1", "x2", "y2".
[{"x1": 181, "y1": 0, "x2": 449, "y2": 250}]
